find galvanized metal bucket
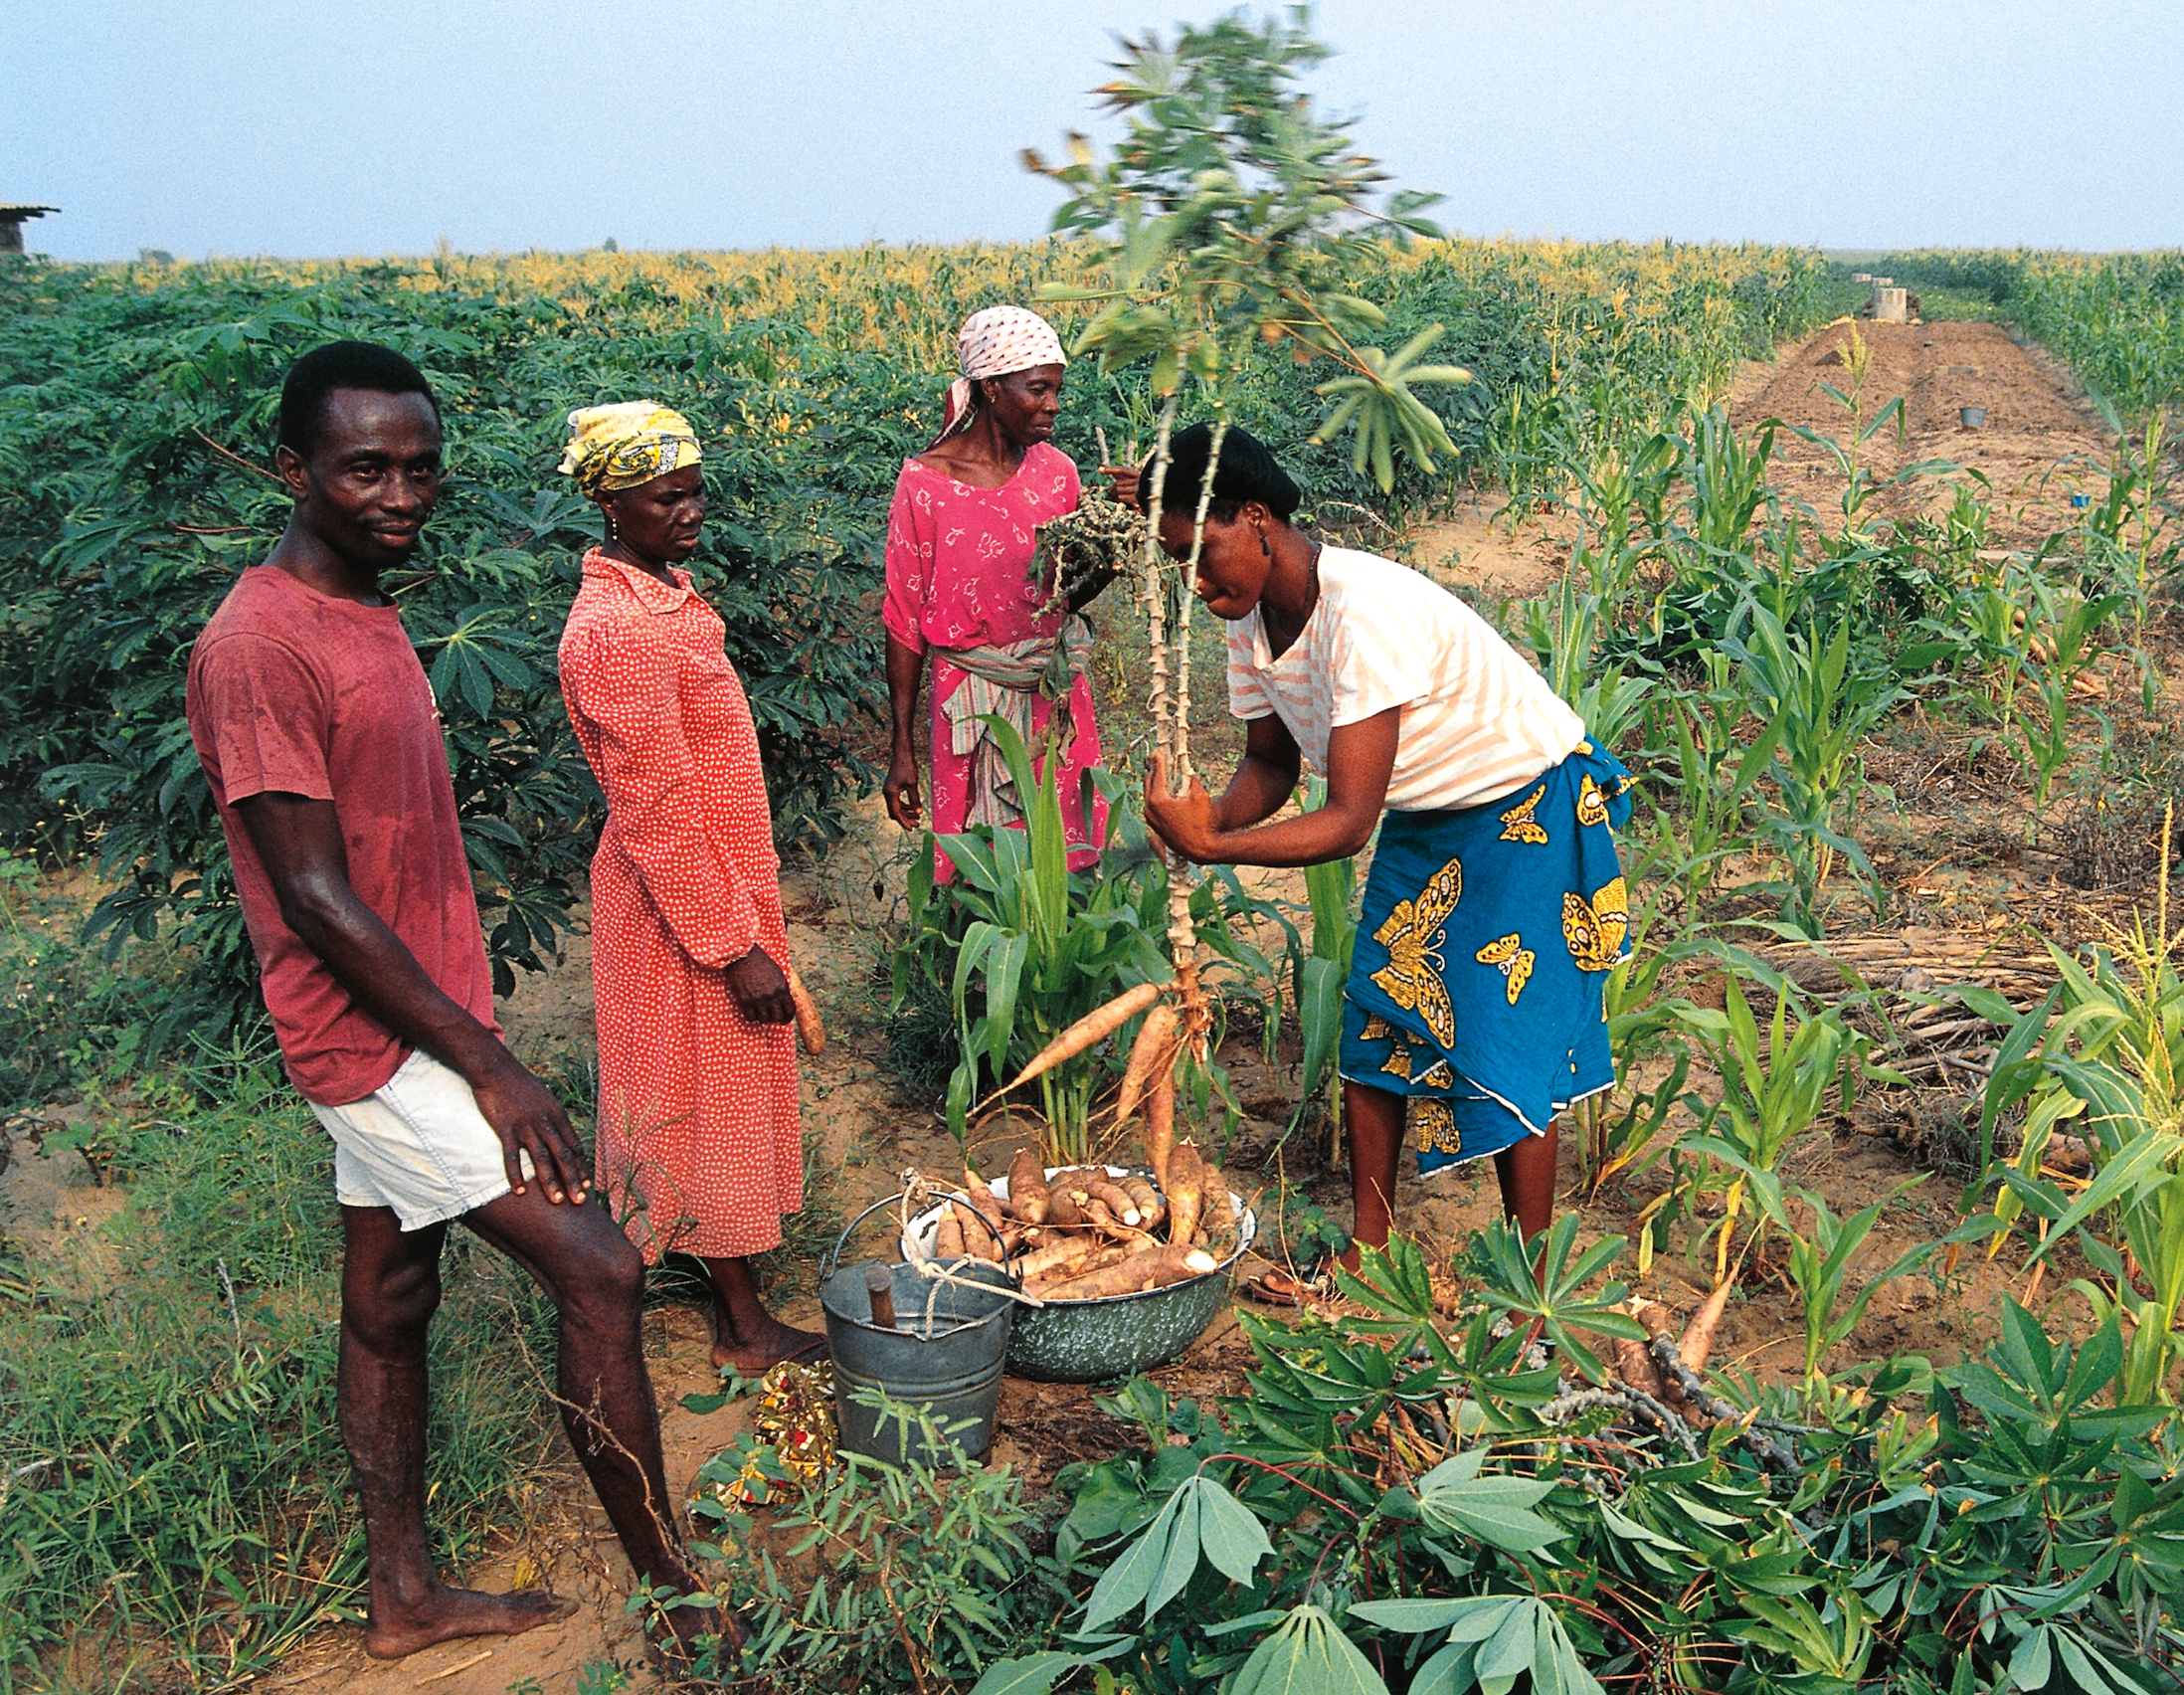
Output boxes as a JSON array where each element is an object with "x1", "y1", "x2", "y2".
[
  {"x1": 819, "y1": 1195, "x2": 1017, "y2": 1468},
  {"x1": 902, "y1": 1166, "x2": 1258, "y2": 1385}
]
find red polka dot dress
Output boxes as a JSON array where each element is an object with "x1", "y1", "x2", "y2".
[{"x1": 558, "y1": 550, "x2": 803, "y2": 1261}]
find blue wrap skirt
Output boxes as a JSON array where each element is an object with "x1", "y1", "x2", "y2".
[{"x1": 1339, "y1": 739, "x2": 1634, "y2": 1175}]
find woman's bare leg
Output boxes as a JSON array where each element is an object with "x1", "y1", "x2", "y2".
[
  {"x1": 1342, "y1": 1079, "x2": 1407, "y2": 1262},
  {"x1": 700, "y1": 1255, "x2": 824, "y2": 1374},
  {"x1": 1492, "y1": 1122, "x2": 1559, "y2": 1293},
  {"x1": 1491, "y1": 1122, "x2": 1557, "y2": 1241}
]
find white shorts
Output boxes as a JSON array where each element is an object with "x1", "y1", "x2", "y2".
[{"x1": 310, "y1": 1048, "x2": 535, "y2": 1231}]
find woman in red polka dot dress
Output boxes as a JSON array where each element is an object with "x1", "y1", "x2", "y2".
[{"x1": 556, "y1": 402, "x2": 821, "y2": 1373}]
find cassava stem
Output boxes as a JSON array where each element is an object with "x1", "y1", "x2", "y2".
[
  {"x1": 1141, "y1": 398, "x2": 1179, "y2": 771},
  {"x1": 1172, "y1": 417, "x2": 1229, "y2": 787},
  {"x1": 1159, "y1": 420, "x2": 1230, "y2": 1016}
]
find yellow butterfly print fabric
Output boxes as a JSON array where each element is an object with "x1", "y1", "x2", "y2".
[
  {"x1": 1475, "y1": 932, "x2": 1537, "y2": 1006},
  {"x1": 1412, "y1": 1097, "x2": 1462, "y2": 1157},
  {"x1": 1561, "y1": 875, "x2": 1628, "y2": 972},
  {"x1": 1368, "y1": 856, "x2": 1464, "y2": 1047},
  {"x1": 1498, "y1": 784, "x2": 1548, "y2": 846},
  {"x1": 1575, "y1": 774, "x2": 1610, "y2": 829}
]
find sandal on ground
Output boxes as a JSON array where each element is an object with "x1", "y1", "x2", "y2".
[{"x1": 1242, "y1": 1259, "x2": 1340, "y2": 1308}]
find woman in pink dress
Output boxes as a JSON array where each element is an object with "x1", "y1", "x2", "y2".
[
  {"x1": 881, "y1": 306, "x2": 1135, "y2": 876},
  {"x1": 556, "y1": 401, "x2": 820, "y2": 1374}
]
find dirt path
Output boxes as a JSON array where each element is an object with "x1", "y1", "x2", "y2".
[
  {"x1": 1730, "y1": 317, "x2": 2118, "y2": 543},
  {"x1": 1401, "y1": 317, "x2": 2124, "y2": 605},
  {"x1": 1405, "y1": 495, "x2": 1577, "y2": 601}
]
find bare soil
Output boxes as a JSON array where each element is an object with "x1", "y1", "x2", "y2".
[
  {"x1": 1407, "y1": 493, "x2": 1578, "y2": 603},
  {"x1": 5, "y1": 316, "x2": 2160, "y2": 1693},
  {"x1": 1732, "y1": 317, "x2": 2121, "y2": 543}
]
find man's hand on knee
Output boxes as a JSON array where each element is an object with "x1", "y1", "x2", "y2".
[{"x1": 468, "y1": 1053, "x2": 591, "y2": 1207}]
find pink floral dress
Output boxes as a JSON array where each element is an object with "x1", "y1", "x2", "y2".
[{"x1": 882, "y1": 444, "x2": 1106, "y2": 875}]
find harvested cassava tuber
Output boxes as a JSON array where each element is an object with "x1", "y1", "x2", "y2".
[
  {"x1": 1044, "y1": 1185, "x2": 1085, "y2": 1227},
  {"x1": 1615, "y1": 1296, "x2": 1675, "y2": 1399},
  {"x1": 1612, "y1": 1335, "x2": 1665, "y2": 1398},
  {"x1": 1013, "y1": 1234, "x2": 1094, "y2": 1283},
  {"x1": 950, "y1": 1201, "x2": 1001, "y2": 1260},
  {"x1": 1025, "y1": 1243, "x2": 1131, "y2": 1297},
  {"x1": 1680, "y1": 1279, "x2": 1734, "y2": 1374},
  {"x1": 934, "y1": 1209, "x2": 965, "y2": 1259},
  {"x1": 1146, "y1": 1072, "x2": 1176, "y2": 1192},
  {"x1": 1195, "y1": 1160, "x2": 1236, "y2": 1257},
  {"x1": 1037, "y1": 1261, "x2": 1159, "y2": 1301},
  {"x1": 1080, "y1": 1196, "x2": 1118, "y2": 1230},
  {"x1": 1006, "y1": 1149, "x2": 1051, "y2": 1225},
  {"x1": 1035, "y1": 1241, "x2": 1217, "y2": 1302},
  {"x1": 1115, "y1": 1003, "x2": 1181, "y2": 1128},
  {"x1": 1083, "y1": 1177, "x2": 1141, "y2": 1226},
  {"x1": 963, "y1": 1165, "x2": 1004, "y2": 1224},
  {"x1": 787, "y1": 965, "x2": 826, "y2": 1055},
  {"x1": 1119, "y1": 1176, "x2": 1166, "y2": 1232},
  {"x1": 1007, "y1": 982, "x2": 1163, "y2": 1090},
  {"x1": 1165, "y1": 1140, "x2": 1206, "y2": 1248}
]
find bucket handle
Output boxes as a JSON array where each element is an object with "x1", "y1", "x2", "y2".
[{"x1": 820, "y1": 1188, "x2": 1018, "y2": 1286}]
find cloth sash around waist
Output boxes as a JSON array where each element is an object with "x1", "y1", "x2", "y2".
[{"x1": 933, "y1": 615, "x2": 1093, "y2": 830}]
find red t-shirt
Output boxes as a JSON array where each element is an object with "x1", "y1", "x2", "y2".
[{"x1": 186, "y1": 564, "x2": 499, "y2": 1105}]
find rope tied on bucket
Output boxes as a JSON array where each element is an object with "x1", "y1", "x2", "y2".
[{"x1": 895, "y1": 1168, "x2": 1047, "y2": 1327}]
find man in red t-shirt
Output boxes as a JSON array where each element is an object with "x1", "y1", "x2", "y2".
[{"x1": 186, "y1": 342, "x2": 730, "y2": 1664}]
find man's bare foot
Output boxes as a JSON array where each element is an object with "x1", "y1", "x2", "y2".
[
  {"x1": 709, "y1": 1303, "x2": 826, "y2": 1375},
  {"x1": 363, "y1": 1584, "x2": 577, "y2": 1659}
]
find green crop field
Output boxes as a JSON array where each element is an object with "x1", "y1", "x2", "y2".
[{"x1": 6, "y1": 18, "x2": 2184, "y2": 1692}]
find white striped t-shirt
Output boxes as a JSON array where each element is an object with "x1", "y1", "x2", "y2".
[{"x1": 1225, "y1": 547, "x2": 1584, "y2": 813}]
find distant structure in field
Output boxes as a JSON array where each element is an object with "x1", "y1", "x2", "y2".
[{"x1": 1, "y1": 205, "x2": 59, "y2": 254}]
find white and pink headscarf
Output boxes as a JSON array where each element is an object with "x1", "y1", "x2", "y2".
[{"x1": 932, "y1": 305, "x2": 1068, "y2": 444}]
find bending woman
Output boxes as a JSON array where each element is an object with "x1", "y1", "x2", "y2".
[
  {"x1": 1137, "y1": 426, "x2": 1632, "y2": 1302},
  {"x1": 556, "y1": 402, "x2": 820, "y2": 1371},
  {"x1": 882, "y1": 305, "x2": 1128, "y2": 875}
]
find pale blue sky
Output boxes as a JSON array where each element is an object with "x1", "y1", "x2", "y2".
[{"x1": 7, "y1": 1, "x2": 2179, "y2": 262}]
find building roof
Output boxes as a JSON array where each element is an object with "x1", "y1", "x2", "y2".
[{"x1": 0, "y1": 205, "x2": 59, "y2": 218}]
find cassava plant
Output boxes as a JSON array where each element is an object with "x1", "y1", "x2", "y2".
[{"x1": 1008, "y1": 9, "x2": 1470, "y2": 1164}]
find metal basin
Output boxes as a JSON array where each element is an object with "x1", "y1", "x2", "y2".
[
  {"x1": 903, "y1": 1166, "x2": 1257, "y2": 1385},
  {"x1": 821, "y1": 1195, "x2": 1018, "y2": 1467},
  {"x1": 820, "y1": 1255, "x2": 1014, "y2": 1466}
]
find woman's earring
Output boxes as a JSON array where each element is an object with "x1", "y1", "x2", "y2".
[
  {"x1": 606, "y1": 511, "x2": 620, "y2": 545},
  {"x1": 1259, "y1": 528, "x2": 1271, "y2": 561}
]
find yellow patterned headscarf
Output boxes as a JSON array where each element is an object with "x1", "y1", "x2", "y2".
[{"x1": 557, "y1": 401, "x2": 702, "y2": 495}]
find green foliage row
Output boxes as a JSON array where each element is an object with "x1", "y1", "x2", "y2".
[
  {"x1": 965, "y1": 1234, "x2": 2184, "y2": 1695},
  {"x1": 1876, "y1": 248, "x2": 2184, "y2": 412},
  {"x1": 0, "y1": 220, "x2": 1889, "y2": 1057},
  {"x1": 670, "y1": 1232, "x2": 2184, "y2": 1695},
  {"x1": 0, "y1": 257, "x2": 890, "y2": 1045}
]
